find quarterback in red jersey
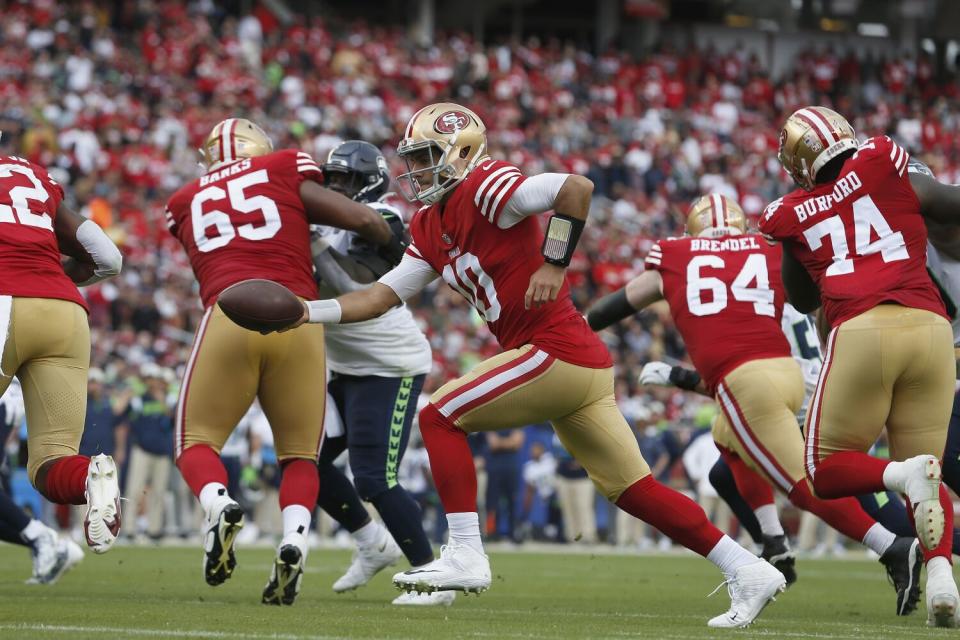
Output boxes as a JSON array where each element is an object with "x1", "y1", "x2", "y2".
[
  {"x1": 0, "y1": 154, "x2": 123, "y2": 554},
  {"x1": 760, "y1": 106, "x2": 958, "y2": 627},
  {"x1": 165, "y1": 118, "x2": 398, "y2": 605},
  {"x1": 284, "y1": 103, "x2": 785, "y2": 628},
  {"x1": 589, "y1": 194, "x2": 924, "y2": 616}
]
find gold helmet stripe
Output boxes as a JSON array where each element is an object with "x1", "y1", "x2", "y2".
[{"x1": 795, "y1": 108, "x2": 836, "y2": 146}]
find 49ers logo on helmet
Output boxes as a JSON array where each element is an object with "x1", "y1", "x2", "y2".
[{"x1": 434, "y1": 111, "x2": 470, "y2": 134}]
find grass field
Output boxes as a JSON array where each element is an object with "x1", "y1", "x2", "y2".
[{"x1": 0, "y1": 544, "x2": 953, "y2": 639}]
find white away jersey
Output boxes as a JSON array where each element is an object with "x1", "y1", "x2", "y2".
[
  {"x1": 314, "y1": 202, "x2": 432, "y2": 377},
  {"x1": 781, "y1": 303, "x2": 822, "y2": 422}
]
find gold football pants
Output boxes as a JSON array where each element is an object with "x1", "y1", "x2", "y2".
[
  {"x1": 0, "y1": 296, "x2": 90, "y2": 484},
  {"x1": 712, "y1": 357, "x2": 805, "y2": 493},
  {"x1": 430, "y1": 344, "x2": 650, "y2": 501},
  {"x1": 805, "y1": 305, "x2": 954, "y2": 477},
  {"x1": 176, "y1": 305, "x2": 327, "y2": 461}
]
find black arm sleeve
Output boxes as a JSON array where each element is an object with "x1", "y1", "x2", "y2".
[{"x1": 586, "y1": 288, "x2": 637, "y2": 331}]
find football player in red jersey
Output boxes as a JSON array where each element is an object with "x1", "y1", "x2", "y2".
[
  {"x1": 165, "y1": 118, "x2": 401, "y2": 604},
  {"x1": 761, "y1": 106, "x2": 959, "y2": 627},
  {"x1": 588, "y1": 194, "x2": 924, "y2": 616},
  {"x1": 0, "y1": 153, "x2": 123, "y2": 554},
  {"x1": 281, "y1": 103, "x2": 785, "y2": 628}
]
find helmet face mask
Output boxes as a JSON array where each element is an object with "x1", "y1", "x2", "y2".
[
  {"x1": 200, "y1": 118, "x2": 273, "y2": 170},
  {"x1": 396, "y1": 103, "x2": 487, "y2": 205},
  {"x1": 685, "y1": 194, "x2": 748, "y2": 237},
  {"x1": 778, "y1": 106, "x2": 858, "y2": 191}
]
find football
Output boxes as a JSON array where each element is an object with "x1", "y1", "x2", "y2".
[{"x1": 217, "y1": 279, "x2": 305, "y2": 333}]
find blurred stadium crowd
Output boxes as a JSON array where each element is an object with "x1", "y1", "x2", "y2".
[{"x1": 1, "y1": 0, "x2": 957, "y2": 548}]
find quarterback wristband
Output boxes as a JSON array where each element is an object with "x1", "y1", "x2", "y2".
[
  {"x1": 669, "y1": 367, "x2": 701, "y2": 391},
  {"x1": 306, "y1": 299, "x2": 342, "y2": 324},
  {"x1": 541, "y1": 213, "x2": 585, "y2": 267}
]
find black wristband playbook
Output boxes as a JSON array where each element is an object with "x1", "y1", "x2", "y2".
[{"x1": 541, "y1": 213, "x2": 585, "y2": 267}]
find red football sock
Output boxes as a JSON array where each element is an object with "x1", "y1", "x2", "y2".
[
  {"x1": 788, "y1": 479, "x2": 874, "y2": 541},
  {"x1": 906, "y1": 484, "x2": 955, "y2": 563},
  {"x1": 615, "y1": 475, "x2": 723, "y2": 557},
  {"x1": 42, "y1": 455, "x2": 89, "y2": 505},
  {"x1": 278, "y1": 458, "x2": 320, "y2": 510},
  {"x1": 810, "y1": 451, "x2": 889, "y2": 499},
  {"x1": 176, "y1": 445, "x2": 228, "y2": 497},
  {"x1": 419, "y1": 403, "x2": 477, "y2": 513},
  {"x1": 719, "y1": 446, "x2": 775, "y2": 509}
]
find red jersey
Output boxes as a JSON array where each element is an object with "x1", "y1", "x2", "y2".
[
  {"x1": 407, "y1": 160, "x2": 612, "y2": 369},
  {"x1": 760, "y1": 136, "x2": 945, "y2": 328},
  {"x1": 166, "y1": 149, "x2": 321, "y2": 307},
  {"x1": 645, "y1": 234, "x2": 790, "y2": 393},
  {"x1": 0, "y1": 156, "x2": 87, "y2": 310}
]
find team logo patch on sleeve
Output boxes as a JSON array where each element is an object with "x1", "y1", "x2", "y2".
[{"x1": 434, "y1": 111, "x2": 471, "y2": 134}]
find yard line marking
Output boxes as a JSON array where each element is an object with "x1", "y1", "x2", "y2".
[{"x1": 0, "y1": 625, "x2": 356, "y2": 640}]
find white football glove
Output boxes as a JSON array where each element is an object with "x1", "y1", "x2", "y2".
[{"x1": 638, "y1": 361, "x2": 674, "y2": 387}]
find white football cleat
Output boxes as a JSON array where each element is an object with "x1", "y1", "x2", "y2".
[
  {"x1": 393, "y1": 540, "x2": 490, "y2": 594},
  {"x1": 926, "y1": 568, "x2": 960, "y2": 628},
  {"x1": 707, "y1": 560, "x2": 786, "y2": 629},
  {"x1": 333, "y1": 525, "x2": 403, "y2": 593},
  {"x1": 28, "y1": 526, "x2": 61, "y2": 584},
  {"x1": 902, "y1": 455, "x2": 944, "y2": 551},
  {"x1": 392, "y1": 590, "x2": 457, "y2": 606},
  {"x1": 84, "y1": 454, "x2": 121, "y2": 554},
  {"x1": 202, "y1": 496, "x2": 244, "y2": 586}
]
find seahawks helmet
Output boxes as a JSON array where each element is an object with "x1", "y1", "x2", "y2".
[{"x1": 322, "y1": 140, "x2": 390, "y2": 203}]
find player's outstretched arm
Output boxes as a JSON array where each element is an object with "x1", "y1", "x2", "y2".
[
  {"x1": 781, "y1": 249, "x2": 820, "y2": 313},
  {"x1": 586, "y1": 271, "x2": 664, "y2": 331},
  {"x1": 282, "y1": 250, "x2": 439, "y2": 331},
  {"x1": 300, "y1": 180, "x2": 392, "y2": 246},
  {"x1": 54, "y1": 203, "x2": 122, "y2": 286},
  {"x1": 910, "y1": 171, "x2": 960, "y2": 225}
]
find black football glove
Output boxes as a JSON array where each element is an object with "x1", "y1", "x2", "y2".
[
  {"x1": 347, "y1": 210, "x2": 409, "y2": 276},
  {"x1": 375, "y1": 210, "x2": 409, "y2": 267}
]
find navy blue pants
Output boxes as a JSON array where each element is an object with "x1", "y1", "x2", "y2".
[
  {"x1": 317, "y1": 373, "x2": 433, "y2": 566},
  {"x1": 0, "y1": 410, "x2": 30, "y2": 546}
]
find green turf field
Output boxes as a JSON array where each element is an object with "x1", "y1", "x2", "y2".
[{"x1": 0, "y1": 544, "x2": 951, "y2": 639}]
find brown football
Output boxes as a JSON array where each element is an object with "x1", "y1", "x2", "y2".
[{"x1": 217, "y1": 279, "x2": 304, "y2": 333}]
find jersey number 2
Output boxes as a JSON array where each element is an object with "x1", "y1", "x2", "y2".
[
  {"x1": 687, "y1": 253, "x2": 775, "y2": 317},
  {"x1": 0, "y1": 164, "x2": 52, "y2": 230},
  {"x1": 191, "y1": 170, "x2": 281, "y2": 253}
]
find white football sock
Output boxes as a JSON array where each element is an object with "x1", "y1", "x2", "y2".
[
  {"x1": 754, "y1": 504, "x2": 784, "y2": 537},
  {"x1": 707, "y1": 535, "x2": 759, "y2": 579},
  {"x1": 927, "y1": 555, "x2": 952, "y2": 580},
  {"x1": 862, "y1": 523, "x2": 896, "y2": 556},
  {"x1": 198, "y1": 482, "x2": 229, "y2": 513},
  {"x1": 281, "y1": 505, "x2": 311, "y2": 540},
  {"x1": 881, "y1": 460, "x2": 906, "y2": 493},
  {"x1": 352, "y1": 520, "x2": 381, "y2": 548},
  {"x1": 20, "y1": 519, "x2": 46, "y2": 543},
  {"x1": 447, "y1": 512, "x2": 484, "y2": 554}
]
